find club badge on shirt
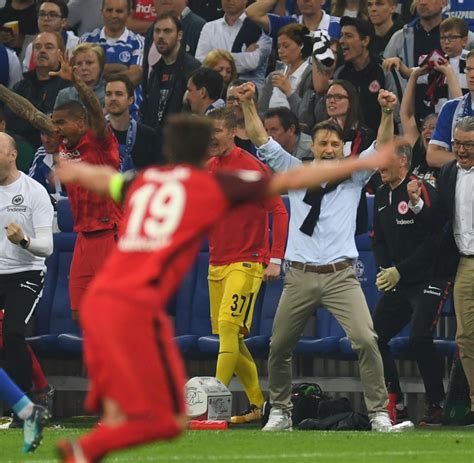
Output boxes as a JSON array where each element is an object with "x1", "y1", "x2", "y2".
[{"x1": 397, "y1": 201, "x2": 408, "y2": 215}]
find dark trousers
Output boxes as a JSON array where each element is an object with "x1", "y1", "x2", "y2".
[
  {"x1": 0, "y1": 270, "x2": 44, "y2": 393},
  {"x1": 372, "y1": 280, "x2": 451, "y2": 405}
]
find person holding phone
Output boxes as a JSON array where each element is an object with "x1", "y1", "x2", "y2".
[{"x1": 258, "y1": 23, "x2": 311, "y2": 112}]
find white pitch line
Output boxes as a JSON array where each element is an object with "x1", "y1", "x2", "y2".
[{"x1": 6, "y1": 449, "x2": 474, "y2": 463}]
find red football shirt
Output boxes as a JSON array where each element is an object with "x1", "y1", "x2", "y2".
[
  {"x1": 206, "y1": 146, "x2": 288, "y2": 265},
  {"x1": 88, "y1": 164, "x2": 269, "y2": 309},
  {"x1": 59, "y1": 128, "x2": 122, "y2": 233}
]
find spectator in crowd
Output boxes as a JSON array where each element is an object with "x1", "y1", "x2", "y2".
[
  {"x1": 384, "y1": 17, "x2": 468, "y2": 116},
  {"x1": 202, "y1": 49, "x2": 238, "y2": 99},
  {"x1": 262, "y1": 106, "x2": 312, "y2": 160},
  {"x1": 0, "y1": 0, "x2": 38, "y2": 54},
  {"x1": 239, "y1": 81, "x2": 405, "y2": 433},
  {"x1": 0, "y1": 107, "x2": 35, "y2": 173},
  {"x1": 66, "y1": 0, "x2": 103, "y2": 37},
  {"x1": 367, "y1": 0, "x2": 403, "y2": 58},
  {"x1": 105, "y1": 73, "x2": 162, "y2": 170},
  {"x1": 246, "y1": 0, "x2": 341, "y2": 40},
  {"x1": 372, "y1": 141, "x2": 449, "y2": 426},
  {"x1": 226, "y1": 78, "x2": 257, "y2": 154},
  {"x1": 140, "y1": 12, "x2": 200, "y2": 127},
  {"x1": 0, "y1": 132, "x2": 53, "y2": 407},
  {"x1": 22, "y1": 0, "x2": 79, "y2": 73},
  {"x1": 408, "y1": 115, "x2": 474, "y2": 427},
  {"x1": 331, "y1": 0, "x2": 369, "y2": 20},
  {"x1": 185, "y1": 67, "x2": 225, "y2": 115},
  {"x1": 126, "y1": 0, "x2": 157, "y2": 35},
  {"x1": 427, "y1": 50, "x2": 474, "y2": 168},
  {"x1": 205, "y1": 106, "x2": 288, "y2": 425},
  {"x1": 142, "y1": 0, "x2": 205, "y2": 91},
  {"x1": 55, "y1": 43, "x2": 106, "y2": 108},
  {"x1": 80, "y1": 0, "x2": 144, "y2": 116},
  {"x1": 319, "y1": 17, "x2": 401, "y2": 135},
  {"x1": 2, "y1": 31, "x2": 69, "y2": 148},
  {"x1": 28, "y1": 129, "x2": 65, "y2": 200},
  {"x1": 401, "y1": 64, "x2": 462, "y2": 187},
  {"x1": 0, "y1": 43, "x2": 22, "y2": 88},
  {"x1": 258, "y1": 23, "x2": 311, "y2": 112},
  {"x1": 196, "y1": 0, "x2": 272, "y2": 89}
]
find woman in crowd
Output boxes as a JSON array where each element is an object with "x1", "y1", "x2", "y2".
[
  {"x1": 258, "y1": 23, "x2": 312, "y2": 113},
  {"x1": 54, "y1": 43, "x2": 106, "y2": 108},
  {"x1": 202, "y1": 49, "x2": 238, "y2": 101}
]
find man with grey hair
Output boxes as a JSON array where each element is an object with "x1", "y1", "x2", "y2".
[
  {"x1": 373, "y1": 141, "x2": 450, "y2": 426},
  {"x1": 0, "y1": 132, "x2": 54, "y2": 399},
  {"x1": 408, "y1": 115, "x2": 474, "y2": 426}
]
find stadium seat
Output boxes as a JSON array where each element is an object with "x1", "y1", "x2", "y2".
[{"x1": 294, "y1": 308, "x2": 345, "y2": 356}]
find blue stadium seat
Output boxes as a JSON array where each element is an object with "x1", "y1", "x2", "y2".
[{"x1": 294, "y1": 308, "x2": 345, "y2": 356}]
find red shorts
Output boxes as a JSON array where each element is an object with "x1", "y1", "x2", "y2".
[
  {"x1": 69, "y1": 229, "x2": 117, "y2": 312},
  {"x1": 80, "y1": 287, "x2": 187, "y2": 418}
]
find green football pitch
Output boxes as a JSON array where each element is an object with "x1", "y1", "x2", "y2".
[{"x1": 1, "y1": 425, "x2": 474, "y2": 463}]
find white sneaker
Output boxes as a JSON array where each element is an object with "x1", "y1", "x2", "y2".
[
  {"x1": 391, "y1": 420, "x2": 415, "y2": 432},
  {"x1": 262, "y1": 407, "x2": 292, "y2": 432},
  {"x1": 370, "y1": 411, "x2": 393, "y2": 432}
]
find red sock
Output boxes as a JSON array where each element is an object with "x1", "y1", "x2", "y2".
[
  {"x1": 27, "y1": 345, "x2": 49, "y2": 391},
  {"x1": 78, "y1": 416, "x2": 182, "y2": 461}
]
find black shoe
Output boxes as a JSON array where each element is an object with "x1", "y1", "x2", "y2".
[
  {"x1": 419, "y1": 403, "x2": 443, "y2": 426},
  {"x1": 35, "y1": 384, "x2": 56, "y2": 416},
  {"x1": 8, "y1": 414, "x2": 23, "y2": 428},
  {"x1": 460, "y1": 410, "x2": 474, "y2": 427},
  {"x1": 395, "y1": 406, "x2": 409, "y2": 424}
]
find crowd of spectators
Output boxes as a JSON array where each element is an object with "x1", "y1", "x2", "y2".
[{"x1": 0, "y1": 0, "x2": 473, "y2": 429}]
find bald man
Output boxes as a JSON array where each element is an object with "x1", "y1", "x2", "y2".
[{"x1": 0, "y1": 132, "x2": 53, "y2": 396}]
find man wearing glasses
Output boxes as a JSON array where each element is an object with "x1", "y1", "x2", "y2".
[
  {"x1": 22, "y1": 0, "x2": 79, "y2": 72},
  {"x1": 408, "y1": 115, "x2": 474, "y2": 427},
  {"x1": 428, "y1": 50, "x2": 474, "y2": 168}
]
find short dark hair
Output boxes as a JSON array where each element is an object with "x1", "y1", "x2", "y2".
[
  {"x1": 105, "y1": 73, "x2": 135, "y2": 97},
  {"x1": 340, "y1": 16, "x2": 375, "y2": 46},
  {"x1": 163, "y1": 114, "x2": 213, "y2": 166},
  {"x1": 312, "y1": 120, "x2": 344, "y2": 141},
  {"x1": 207, "y1": 106, "x2": 238, "y2": 130},
  {"x1": 37, "y1": 0, "x2": 69, "y2": 19},
  {"x1": 101, "y1": 0, "x2": 132, "y2": 11},
  {"x1": 154, "y1": 11, "x2": 182, "y2": 32},
  {"x1": 227, "y1": 79, "x2": 259, "y2": 101},
  {"x1": 189, "y1": 67, "x2": 224, "y2": 101},
  {"x1": 54, "y1": 100, "x2": 88, "y2": 122},
  {"x1": 264, "y1": 107, "x2": 301, "y2": 135}
]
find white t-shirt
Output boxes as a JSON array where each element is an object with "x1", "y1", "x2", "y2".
[{"x1": 0, "y1": 173, "x2": 54, "y2": 274}]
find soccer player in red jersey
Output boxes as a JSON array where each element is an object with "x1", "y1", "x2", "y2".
[
  {"x1": 0, "y1": 54, "x2": 122, "y2": 318},
  {"x1": 54, "y1": 113, "x2": 394, "y2": 462},
  {"x1": 206, "y1": 107, "x2": 288, "y2": 424}
]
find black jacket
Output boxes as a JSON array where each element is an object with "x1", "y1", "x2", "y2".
[
  {"x1": 140, "y1": 47, "x2": 200, "y2": 129},
  {"x1": 5, "y1": 71, "x2": 70, "y2": 147},
  {"x1": 420, "y1": 160, "x2": 460, "y2": 277},
  {"x1": 372, "y1": 175, "x2": 440, "y2": 284}
]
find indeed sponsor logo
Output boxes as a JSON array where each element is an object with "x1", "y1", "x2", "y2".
[{"x1": 396, "y1": 218, "x2": 414, "y2": 225}]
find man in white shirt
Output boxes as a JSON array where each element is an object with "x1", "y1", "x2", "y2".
[
  {"x1": 0, "y1": 132, "x2": 53, "y2": 396},
  {"x1": 22, "y1": 0, "x2": 79, "y2": 72},
  {"x1": 195, "y1": 0, "x2": 272, "y2": 89},
  {"x1": 408, "y1": 116, "x2": 474, "y2": 427}
]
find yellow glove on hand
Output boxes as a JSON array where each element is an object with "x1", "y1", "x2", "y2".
[{"x1": 376, "y1": 267, "x2": 400, "y2": 292}]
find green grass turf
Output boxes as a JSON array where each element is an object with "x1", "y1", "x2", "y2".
[{"x1": 1, "y1": 425, "x2": 474, "y2": 463}]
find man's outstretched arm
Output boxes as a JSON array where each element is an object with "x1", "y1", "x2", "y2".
[
  {"x1": 0, "y1": 84, "x2": 55, "y2": 134},
  {"x1": 268, "y1": 144, "x2": 395, "y2": 196}
]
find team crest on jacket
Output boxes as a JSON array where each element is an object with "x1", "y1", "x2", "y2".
[
  {"x1": 368, "y1": 80, "x2": 381, "y2": 93},
  {"x1": 398, "y1": 201, "x2": 408, "y2": 215},
  {"x1": 12, "y1": 195, "x2": 24, "y2": 205},
  {"x1": 119, "y1": 51, "x2": 131, "y2": 63}
]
